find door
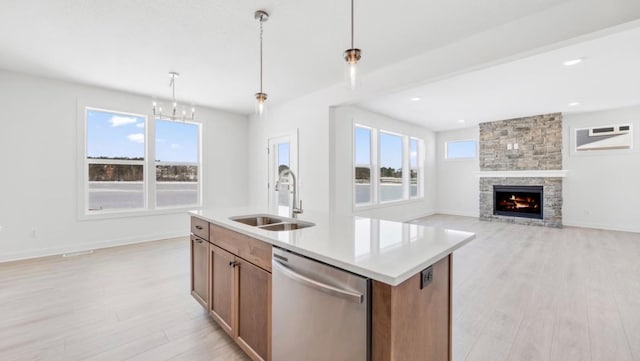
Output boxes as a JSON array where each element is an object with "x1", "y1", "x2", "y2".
[
  {"x1": 210, "y1": 244, "x2": 236, "y2": 336},
  {"x1": 237, "y1": 260, "x2": 272, "y2": 361},
  {"x1": 268, "y1": 131, "x2": 298, "y2": 217},
  {"x1": 190, "y1": 235, "x2": 210, "y2": 309}
]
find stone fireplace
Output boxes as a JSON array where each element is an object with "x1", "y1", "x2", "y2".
[{"x1": 478, "y1": 113, "x2": 564, "y2": 228}]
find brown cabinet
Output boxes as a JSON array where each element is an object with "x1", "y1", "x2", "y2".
[
  {"x1": 190, "y1": 235, "x2": 210, "y2": 309},
  {"x1": 236, "y1": 258, "x2": 271, "y2": 361},
  {"x1": 190, "y1": 217, "x2": 272, "y2": 361},
  {"x1": 209, "y1": 244, "x2": 235, "y2": 336}
]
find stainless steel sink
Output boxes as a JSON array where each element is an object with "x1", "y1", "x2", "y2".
[
  {"x1": 230, "y1": 214, "x2": 314, "y2": 232},
  {"x1": 230, "y1": 215, "x2": 285, "y2": 226},
  {"x1": 259, "y1": 222, "x2": 314, "y2": 231}
]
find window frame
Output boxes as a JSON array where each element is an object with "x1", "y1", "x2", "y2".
[
  {"x1": 353, "y1": 125, "x2": 377, "y2": 206},
  {"x1": 445, "y1": 139, "x2": 477, "y2": 160},
  {"x1": 353, "y1": 124, "x2": 424, "y2": 209},
  {"x1": 409, "y1": 137, "x2": 423, "y2": 199},
  {"x1": 153, "y1": 118, "x2": 203, "y2": 210},
  {"x1": 378, "y1": 130, "x2": 407, "y2": 204},
  {"x1": 80, "y1": 107, "x2": 203, "y2": 219}
]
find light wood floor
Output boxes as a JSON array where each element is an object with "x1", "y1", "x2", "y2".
[
  {"x1": 413, "y1": 215, "x2": 640, "y2": 361},
  {"x1": 1, "y1": 215, "x2": 639, "y2": 361},
  {"x1": 0, "y1": 238, "x2": 249, "y2": 361}
]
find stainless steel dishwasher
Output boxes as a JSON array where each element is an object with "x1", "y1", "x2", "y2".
[{"x1": 272, "y1": 247, "x2": 370, "y2": 361}]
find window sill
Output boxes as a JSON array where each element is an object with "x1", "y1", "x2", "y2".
[
  {"x1": 353, "y1": 197, "x2": 424, "y2": 212},
  {"x1": 79, "y1": 205, "x2": 203, "y2": 221}
]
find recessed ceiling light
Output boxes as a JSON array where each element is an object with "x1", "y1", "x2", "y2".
[
  {"x1": 568, "y1": 101, "x2": 581, "y2": 107},
  {"x1": 562, "y1": 58, "x2": 584, "y2": 67},
  {"x1": 410, "y1": 97, "x2": 421, "y2": 102},
  {"x1": 457, "y1": 119, "x2": 465, "y2": 123}
]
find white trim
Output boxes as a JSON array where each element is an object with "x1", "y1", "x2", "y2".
[
  {"x1": 473, "y1": 170, "x2": 568, "y2": 178},
  {"x1": 0, "y1": 232, "x2": 188, "y2": 264},
  {"x1": 562, "y1": 220, "x2": 640, "y2": 234}
]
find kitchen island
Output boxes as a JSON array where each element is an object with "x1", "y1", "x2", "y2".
[{"x1": 189, "y1": 208, "x2": 475, "y2": 361}]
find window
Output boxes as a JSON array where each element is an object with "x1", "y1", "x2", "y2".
[
  {"x1": 155, "y1": 120, "x2": 200, "y2": 208},
  {"x1": 275, "y1": 142, "x2": 290, "y2": 215},
  {"x1": 84, "y1": 108, "x2": 201, "y2": 215},
  {"x1": 446, "y1": 140, "x2": 477, "y2": 159},
  {"x1": 353, "y1": 124, "x2": 424, "y2": 207},
  {"x1": 86, "y1": 109, "x2": 146, "y2": 211},
  {"x1": 410, "y1": 138, "x2": 420, "y2": 198},
  {"x1": 379, "y1": 132, "x2": 403, "y2": 203},
  {"x1": 354, "y1": 126, "x2": 373, "y2": 205}
]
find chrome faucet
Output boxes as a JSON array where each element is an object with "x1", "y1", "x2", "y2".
[{"x1": 275, "y1": 169, "x2": 303, "y2": 218}]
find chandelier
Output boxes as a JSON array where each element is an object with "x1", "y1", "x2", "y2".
[{"x1": 152, "y1": 72, "x2": 195, "y2": 121}]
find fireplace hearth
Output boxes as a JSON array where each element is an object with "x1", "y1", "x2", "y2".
[{"x1": 493, "y1": 185, "x2": 543, "y2": 219}]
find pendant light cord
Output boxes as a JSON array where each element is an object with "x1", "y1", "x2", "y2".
[
  {"x1": 259, "y1": 19, "x2": 264, "y2": 93},
  {"x1": 170, "y1": 75, "x2": 176, "y2": 103},
  {"x1": 351, "y1": 0, "x2": 354, "y2": 49}
]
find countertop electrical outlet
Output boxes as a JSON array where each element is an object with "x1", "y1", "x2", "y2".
[{"x1": 420, "y1": 265, "x2": 434, "y2": 289}]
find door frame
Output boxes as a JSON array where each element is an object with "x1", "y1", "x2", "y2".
[{"x1": 267, "y1": 130, "x2": 299, "y2": 215}]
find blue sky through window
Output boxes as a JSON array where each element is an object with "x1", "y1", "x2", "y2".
[
  {"x1": 355, "y1": 127, "x2": 371, "y2": 164},
  {"x1": 278, "y1": 143, "x2": 290, "y2": 167},
  {"x1": 447, "y1": 140, "x2": 477, "y2": 159},
  {"x1": 156, "y1": 120, "x2": 198, "y2": 163},
  {"x1": 87, "y1": 109, "x2": 145, "y2": 159},
  {"x1": 410, "y1": 139, "x2": 418, "y2": 167},
  {"x1": 379, "y1": 133, "x2": 402, "y2": 169}
]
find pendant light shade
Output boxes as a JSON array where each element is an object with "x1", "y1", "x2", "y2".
[
  {"x1": 255, "y1": 10, "x2": 269, "y2": 117},
  {"x1": 344, "y1": 0, "x2": 361, "y2": 89}
]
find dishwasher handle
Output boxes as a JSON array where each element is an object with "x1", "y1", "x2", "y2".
[{"x1": 272, "y1": 259, "x2": 364, "y2": 304}]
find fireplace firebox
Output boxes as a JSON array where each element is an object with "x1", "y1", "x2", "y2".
[{"x1": 493, "y1": 185, "x2": 543, "y2": 219}]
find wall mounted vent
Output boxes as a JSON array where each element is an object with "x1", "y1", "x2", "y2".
[
  {"x1": 588, "y1": 124, "x2": 630, "y2": 136},
  {"x1": 576, "y1": 124, "x2": 632, "y2": 151}
]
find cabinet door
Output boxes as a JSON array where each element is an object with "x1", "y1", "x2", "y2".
[
  {"x1": 190, "y1": 235, "x2": 210, "y2": 309},
  {"x1": 236, "y1": 259, "x2": 271, "y2": 361},
  {"x1": 210, "y1": 244, "x2": 236, "y2": 336}
]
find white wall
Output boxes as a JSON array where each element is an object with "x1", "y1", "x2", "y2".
[
  {"x1": 331, "y1": 106, "x2": 437, "y2": 222},
  {"x1": 563, "y1": 106, "x2": 640, "y2": 232},
  {"x1": 247, "y1": 93, "x2": 331, "y2": 213},
  {"x1": 0, "y1": 70, "x2": 249, "y2": 262},
  {"x1": 435, "y1": 127, "x2": 480, "y2": 217}
]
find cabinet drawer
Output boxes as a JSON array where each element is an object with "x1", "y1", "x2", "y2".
[
  {"x1": 191, "y1": 217, "x2": 209, "y2": 240},
  {"x1": 211, "y1": 224, "x2": 272, "y2": 272}
]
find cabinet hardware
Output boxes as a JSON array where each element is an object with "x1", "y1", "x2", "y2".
[
  {"x1": 229, "y1": 261, "x2": 239, "y2": 268},
  {"x1": 195, "y1": 225, "x2": 203, "y2": 230},
  {"x1": 194, "y1": 238, "x2": 203, "y2": 244}
]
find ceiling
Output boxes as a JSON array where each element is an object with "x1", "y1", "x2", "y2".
[
  {"x1": 0, "y1": 0, "x2": 570, "y2": 114},
  {"x1": 358, "y1": 24, "x2": 640, "y2": 131}
]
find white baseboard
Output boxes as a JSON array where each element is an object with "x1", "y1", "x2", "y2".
[
  {"x1": 435, "y1": 209, "x2": 479, "y2": 218},
  {"x1": 0, "y1": 232, "x2": 188, "y2": 263},
  {"x1": 562, "y1": 220, "x2": 640, "y2": 233}
]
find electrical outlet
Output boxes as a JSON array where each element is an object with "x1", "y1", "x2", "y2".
[
  {"x1": 513, "y1": 143, "x2": 519, "y2": 150},
  {"x1": 507, "y1": 143, "x2": 513, "y2": 150},
  {"x1": 420, "y1": 266, "x2": 434, "y2": 289}
]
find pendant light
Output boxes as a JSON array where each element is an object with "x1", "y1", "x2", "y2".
[
  {"x1": 344, "y1": 0, "x2": 361, "y2": 89},
  {"x1": 255, "y1": 10, "x2": 269, "y2": 117},
  {"x1": 152, "y1": 72, "x2": 195, "y2": 121}
]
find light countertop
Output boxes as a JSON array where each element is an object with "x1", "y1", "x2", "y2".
[{"x1": 190, "y1": 207, "x2": 475, "y2": 286}]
